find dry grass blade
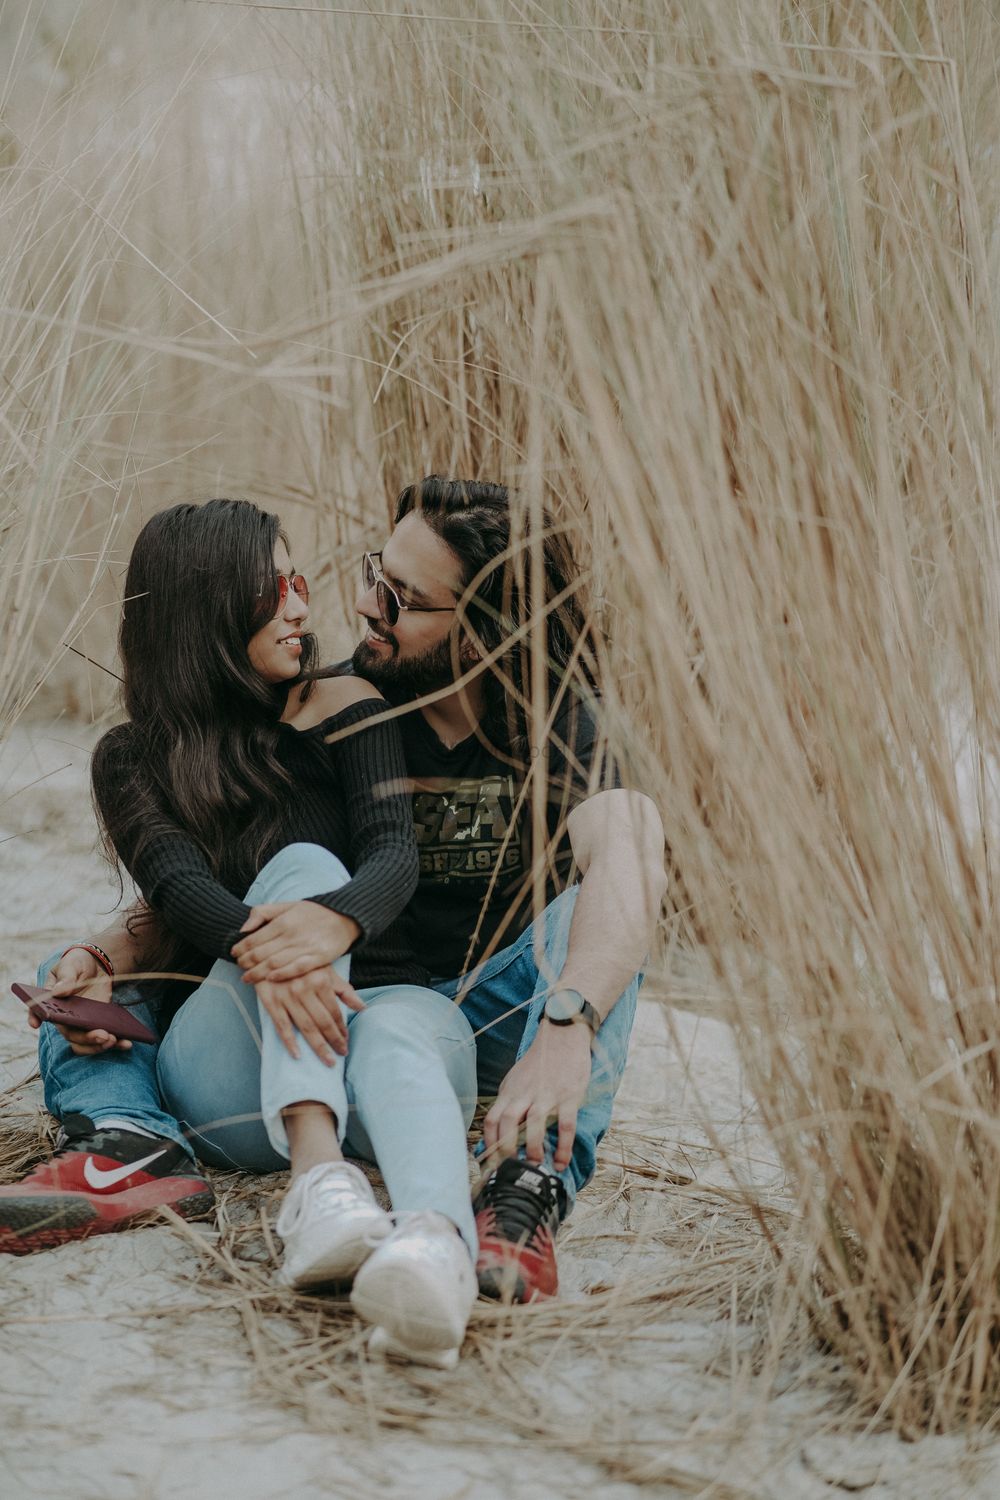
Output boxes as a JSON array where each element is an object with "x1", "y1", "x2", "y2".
[{"x1": 4, "y1": 0, "x2": 1000, "y2": 1450}]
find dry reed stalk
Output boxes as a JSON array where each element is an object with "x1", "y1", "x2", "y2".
[
  {"x1": 4, "y1": 0, "x2": 1000, "y2": 1439},
  {"x1": 275, "y1": 0, "x2": 1000, "y2": 1430}
]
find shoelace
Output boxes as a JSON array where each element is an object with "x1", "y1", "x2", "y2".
[
  {"x1": 481, "y1": 1176, "x2": 560, "y2": 1248},
  {"x1": 281, "y1": 1164, "x2": 370, "y2": 1227}
]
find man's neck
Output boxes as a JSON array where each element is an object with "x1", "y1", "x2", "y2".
[{"x1": 420, "y1": 677, "x2": 487, "y2": 750}]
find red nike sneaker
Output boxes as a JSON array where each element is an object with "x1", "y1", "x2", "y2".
[
  {"x1": 473, "y1": 1158, "x2": 567, "y2": 1304},
  {"x1": 0, "y1": 1113, "x2": 215, "y2": 1255}
]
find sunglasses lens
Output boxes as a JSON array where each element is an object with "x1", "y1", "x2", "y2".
[
  {"x1": 377, "y1": 579, "x2": 399, "y2": 626},
  {"x1": 292, "y1": 574, "x2": 309, "y2": 605}
]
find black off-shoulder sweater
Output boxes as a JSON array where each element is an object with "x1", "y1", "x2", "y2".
[{"x1": 92, "y1": 698, "x2": 426, "y2": 1021}]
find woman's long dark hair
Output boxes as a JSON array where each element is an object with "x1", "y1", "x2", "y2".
[
  {"x1": 92, "y1": 499, "x2": 318, "y2": 899},
  {"x1": 393, "y1": 476, "x2": 602, "y2": 767}
]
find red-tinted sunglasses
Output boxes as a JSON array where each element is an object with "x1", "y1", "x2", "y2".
[{"x1": 273, "y1": 573, "x2": 310, "y2": 608}]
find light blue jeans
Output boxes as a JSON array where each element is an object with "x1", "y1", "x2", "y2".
[
  {"x1": 39, "y1": 844, "x2": 479, "y2": 1249},
  {"x1": 432, "y1": 885, "x2": 641, "y2": 1215}
]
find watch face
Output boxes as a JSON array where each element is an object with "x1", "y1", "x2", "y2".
[{"x1": 544, "y1": 989, "x2": 585, "y2": 1023}]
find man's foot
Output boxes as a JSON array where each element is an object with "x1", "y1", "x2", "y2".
[
  {"x1": 351, "y1": 1211, "x2": 476, "y2": 1369},
  {"x1": 473, "y1": 1158, "x2": 567, "y2": 1303},
  {"x1": 276, "y1": 1161, "x2": 393, "y2": 1290},
  {"x1": 0, "y1": 1114, "x2": 214, "y2": 1255}
]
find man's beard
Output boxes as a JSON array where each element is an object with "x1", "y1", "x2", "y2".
[{"x1": 352, "y1": 630, "x2": 458, "y2": 697}]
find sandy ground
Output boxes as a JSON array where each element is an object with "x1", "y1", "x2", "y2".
[{"x1": 0, "y1": 722, "x2": 996, "y2": 1500}]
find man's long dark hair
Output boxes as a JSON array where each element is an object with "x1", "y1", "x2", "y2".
[
  {"x1": 394, "y1": 476, "x2": 601, "y2": 766},
  {"x1": 92, "y1": 499, "x2": 318, "y2": 897}
]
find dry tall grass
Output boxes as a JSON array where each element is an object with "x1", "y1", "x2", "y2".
[{"x1": 3, "y1": 0, "x2": 1000, "y2": 1435}]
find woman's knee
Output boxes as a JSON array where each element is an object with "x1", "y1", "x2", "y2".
[
  {"x1": 351, "y1": 988, "x2": 475, "y2": 1052},
  {"x1": 245, "y1": 843, "x2": 351, "y2": 905},
  {"x1": 347, "y1": 989, "x2": 477, "y2": 1118}
]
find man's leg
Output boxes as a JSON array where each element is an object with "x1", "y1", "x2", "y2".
[
  {"x1": 36, "y1": 953, "x2": 191, "y2": 1150},
  {"x1": 0, "y1": 959, "x2": 212, "y2": 1255},
  {"x1": 441, "y1": 885, "x2": 640, "y2": 1299}
]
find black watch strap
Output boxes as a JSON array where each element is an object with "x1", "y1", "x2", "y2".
[{"x1": 542, "y1": 988, "x2": 602, "y2": 1037}]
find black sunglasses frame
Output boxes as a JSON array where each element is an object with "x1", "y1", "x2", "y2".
[{"x1": 362, "y1": 552, "x2": 456, "y2": 628}]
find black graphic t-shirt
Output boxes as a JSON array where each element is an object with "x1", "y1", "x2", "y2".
[{"x1": 393, "y1": 694, "x2": 619, "y2": 980}]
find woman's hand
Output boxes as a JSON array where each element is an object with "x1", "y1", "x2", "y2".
[
  {"x1": 255, "y1": 965, "x2": 365, "y2": 1065},
  {"x1": 232, "y1": 901, "x2": 362, "y2": 984},
  {"x1": 29, "y1": 947, "x2": 129, "y2": 1057}
]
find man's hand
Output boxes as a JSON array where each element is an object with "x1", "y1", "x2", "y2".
[
  {"x1": 232, "y1": 901, "x2": 361, "y2": 984},
  {"x1": 482, "y1": 1022, "x2": 592, "y2": 1172},
  {"x1": 255, "y1": 965, "x2": 365, "y2": 1066},
  {"x1": 29, "y1": 947, "x2": 127, "y2": 1057}
]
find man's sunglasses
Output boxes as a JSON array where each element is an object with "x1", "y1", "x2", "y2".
[{"x1": 362, "y1": 552, "x2": 456, "y2": 628}]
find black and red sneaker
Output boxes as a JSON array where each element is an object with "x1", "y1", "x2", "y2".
[
  {"x1": 473, "y1": 1157, "x2": 567, "y2": 1304},
  {"x1": 0, "y1": 1113, "x2": 215, "y2": 1255}
]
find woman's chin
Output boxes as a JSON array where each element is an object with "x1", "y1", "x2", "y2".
[{"x1": 256, "y1": 660, "x2": 302, "y2": 686}]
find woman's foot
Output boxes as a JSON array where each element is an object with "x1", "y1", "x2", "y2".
[
  {"x1": 276, "y1": 1161, "x2": 392, "y2": 1289},
  {"x1": 351, "y1": 1211, "x2": 476, "y2": 1370},
  {"x1": 0, "y1": 1114, "x2": 214, "y2": 1255}
]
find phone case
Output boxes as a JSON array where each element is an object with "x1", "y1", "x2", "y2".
[{"x1": 11, "y1": 983, "x2": 158, "y2": 1044}]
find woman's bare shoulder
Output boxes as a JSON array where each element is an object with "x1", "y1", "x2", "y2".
[{"x1": 284, "y1": 674, "x2": 383, "y2": 730}]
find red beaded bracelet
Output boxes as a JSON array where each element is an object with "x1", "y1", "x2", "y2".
[{"x1": 61, "y1": 943, "x2": 115, "y2": 978}]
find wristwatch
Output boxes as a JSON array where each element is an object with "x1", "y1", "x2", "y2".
[{"x1": 542, "y1": 988, "x2": 601, "y2": 1038}]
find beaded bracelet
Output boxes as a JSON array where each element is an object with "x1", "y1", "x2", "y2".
[{"x1": 61, "y1": 942, "x2": 115, "y2": 978}]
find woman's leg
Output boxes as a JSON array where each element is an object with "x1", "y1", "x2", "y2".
[
  {"x1": 157, "y1": 843, "x2": 356, "y2": 1171},
  {"x1": 342, "y1": 985, "x2": 478, "y2": 1249},
  {"x1": 344, "y1": 985, "x2": 479, "y2": 1367},
  {"x1": 157, "y1": 842, "x2": 393, "y2": 1290}
]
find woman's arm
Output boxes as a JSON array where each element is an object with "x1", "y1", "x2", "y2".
[
  {"x1": 311, "y1": 697, "x2": 418, "y2": 936},
  {"x1": 233, "y1": 697, "x2": 418, "y2": 984}
]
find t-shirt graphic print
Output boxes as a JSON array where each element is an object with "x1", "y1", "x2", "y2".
[
  {"x1": 390, "y1": 690, "x2": 619, "y2": 981},
  {"x1": 412, "y1": 774, "x2": 526, "y2": 884}
]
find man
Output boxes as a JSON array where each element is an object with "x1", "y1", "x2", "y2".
[{"x1": 303, "y1": 475, "x2": 667, "y2": 1302}]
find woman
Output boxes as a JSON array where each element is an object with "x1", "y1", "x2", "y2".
[{"x1": 1, "y1": 499, "x2": 478, "y2": 1369}]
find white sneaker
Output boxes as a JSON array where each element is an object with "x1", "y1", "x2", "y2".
[
  {"x1": 351, "y1": 1210, "x2": 476, "y2": 1370},
  {"x1": 276, "y1": 1161, "x2": 392, "y2": 1290}
]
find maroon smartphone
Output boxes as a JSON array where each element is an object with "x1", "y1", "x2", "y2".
[{"x1": 11, "y1": 983, "x2": 157, "y2": 1044}]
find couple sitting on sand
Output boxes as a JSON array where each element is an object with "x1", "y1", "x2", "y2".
[{"x1": 0, "y1": 476, "x2": 666, "y2": 1369}]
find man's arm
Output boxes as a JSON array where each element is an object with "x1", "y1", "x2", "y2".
[
  {"x1": 554, "y1": 788, "x2": 667, "y2": 1016},
  {"x1": 482, "y1": 788, "x2": 667, "y2": 1170}
]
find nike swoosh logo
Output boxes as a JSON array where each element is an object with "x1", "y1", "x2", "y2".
[{"x1": 83, "y1": 1149, "x2": 169, "y2": 1190}]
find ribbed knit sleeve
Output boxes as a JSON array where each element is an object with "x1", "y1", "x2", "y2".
[
  {"x1": 92, "y1": 724, "x2": 253, "y2": 961},
  {"x1": 129, "y1": 833, "x2": 253, "y2": 961},
  {"x1": 305, "y1": 698, "x2": 418, "y2": 941}
]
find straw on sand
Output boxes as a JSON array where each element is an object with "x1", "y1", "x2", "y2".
[{"x1": 3, "y1": 0, "x2": 1000, "y2": 1444}]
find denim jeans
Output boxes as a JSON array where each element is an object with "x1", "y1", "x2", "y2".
[
  {"x1": 38, "y1": 843, "x2": 479, "y2": 1249},
  {"x1": 431, "y1": 885, "x2": 641, "y2": 1214}
]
